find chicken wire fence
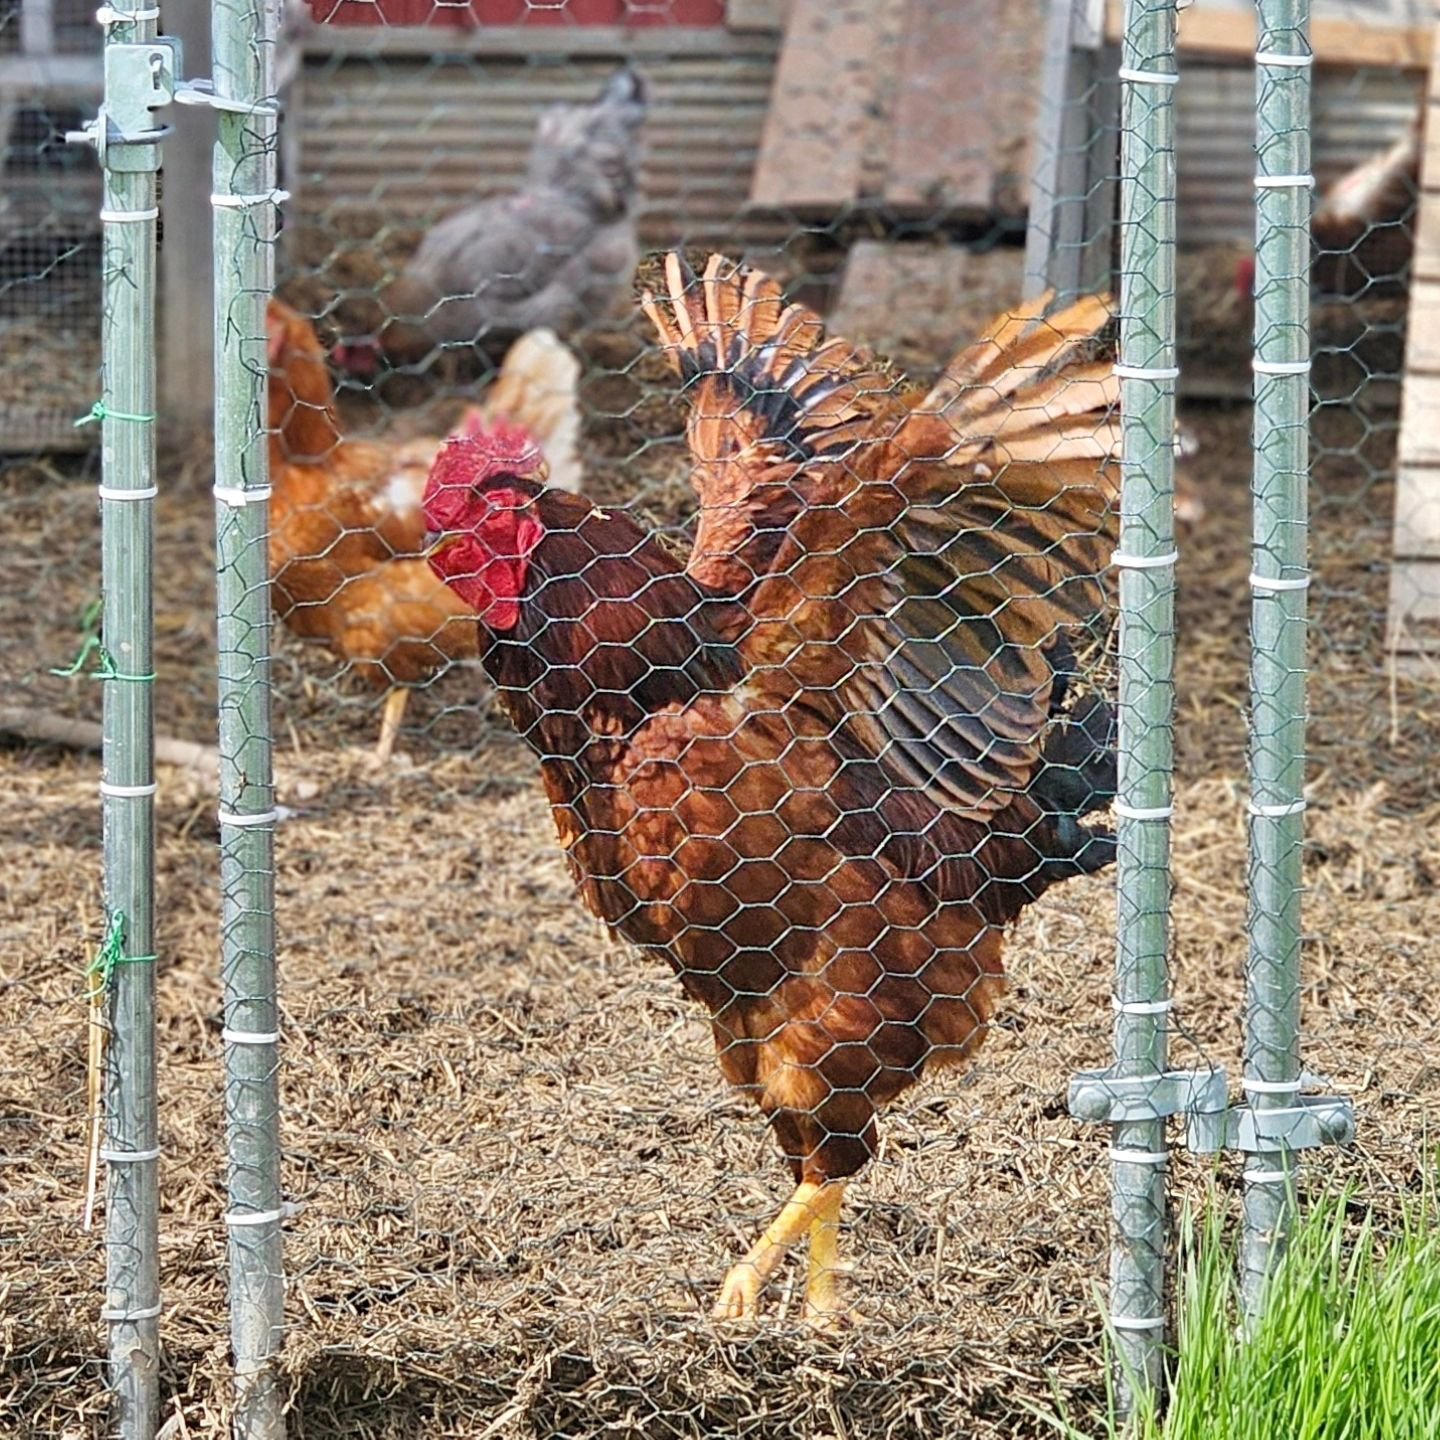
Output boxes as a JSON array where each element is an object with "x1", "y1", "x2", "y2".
[{"x1": 3, "y1": 0, "x2": 1438, "y2": 1437}]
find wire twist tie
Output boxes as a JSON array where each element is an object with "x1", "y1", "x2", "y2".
[
  {"x1": 99, "y1": 206, "x2": 160, "y2": 224},
  {"x1": 1111, "y1": 550, "x2": 1178, "y2": 571},
  {"x1": 1112, "y1": 362, "x2": 1179, "y2": 381},
  {"x1": 1252, "y1": 357, "x2": 1312, "y2": 376},
  {"x1": 222, "y1": 1027, "x2": 281, "y2": 1046},
  {"x1": 1255, "y1": 51, "x2": 1313, "y2": 67},
  {"x1": 76, "y1": 401, "x2": 153, "y2": 428},
  {"x1": 218, "y1": 808, "x2": 280, "y2": 827},
  {"x1": 50, "y1": 635, "x2": 155, "y2": 683},
  {"x1": 1248, "y1": 797, "x2": 1306, "y2": 819},
  {"x1": 1249, "y1": 571, "x2": 1310, "y2": 592},
  {"x1": 100, "y1": 1302, "x2": 162, "y2": 1322},
  {"x1": 1255, "y1": 173, "x2": 1314, "y2": 189},
  {"x1": 100, "y1": 781, "x2": 157, "y2": 798},
  {"x1": 225, "y1": 1207, "x2": 285, "y2": 1227},
  {"x1": 1117, "y1": 66, "x2": 1179, "y2": 86},
  {"x1": 97, "y1": 484, "x2": 159, "y2": 501},
  {"x1": 1112, "y1": 996, "x2": 1173, "y2": 1014},
  {"x1": 96, "y1": 5, "x2": 162, "y2": 22},
  {"x1": 1113, "y1": 800, "x2": 1174, "y2": 821},
  {"x1": 1110, "y1": 1315, "x2": 1167, "y2": 1332},
  {"x1": 100, "y1": 1145, "x2": 161, "y2": 1162},
  {"x1": 1110, "y1": 1147, "x2": 1170, "y2": 1165},
  {"x1": 211, "y1": 189, "x2": 291, "y2": 209},
  {"x1": 214, "y1": 485, "x2": 273, "y2": 507}
]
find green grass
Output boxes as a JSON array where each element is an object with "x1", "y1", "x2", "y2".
[{"x1": 1041, "y1": 1179, "x2": 1440, "y2": 1440}]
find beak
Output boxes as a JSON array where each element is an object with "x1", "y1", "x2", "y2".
[{"x1": 424, "y1": 530, "x2": 461, "y2": 559}]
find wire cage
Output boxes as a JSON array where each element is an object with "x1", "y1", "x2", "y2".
[{"x1": 3, "y1": 1, "x2": 1439, "y2": 1437}]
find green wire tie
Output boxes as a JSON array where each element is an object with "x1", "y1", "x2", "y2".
[
  {"x1": 87, "y1": 912, "x2": 156, "y2": 1002},
  {"x1": 49, "y1": 635, "x2": 154, "y2": 684},
  {"x1": 74, "y1": 401, "x2": 154, "y2": 428}
]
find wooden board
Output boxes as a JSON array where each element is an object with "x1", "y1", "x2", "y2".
[
  {"x1": 1104, "y1": 0, "x2": 1433, "y2": 72},
  {"x1": 883, "y1": 0, "x2": 996, "y2": 214},
  {"x1": 1388, "y1": 5, "x2": 1440, "y2": 666},
  {"x1": 748, "y1": 0, "x2": 903, "y2": 210}
]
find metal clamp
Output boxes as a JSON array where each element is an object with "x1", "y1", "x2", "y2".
[
  {"x1": 65, "y1": 37, "x2": 182, "y2": 172},
  {"x1": 1224, "y1": 1095, "x2": 1355, "y2": 1152},
  {"x1": 175, "y1": 78, "x2": 280, "y2": 117},
  {"x1": 1068, "y1": 1066, "x2": 1230, "y2": 1152}
]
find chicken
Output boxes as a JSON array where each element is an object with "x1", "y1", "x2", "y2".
[
  {"x1": 422, "y1": 257, "x2": 1121, "y2": 1325},
  {"x1": 264, "y1": 299, "x2": 581, "y2": 761},
  {"x1": 1233, "y1": 103, "x2": 1424, "y2": 301},
  {"x1": 334, "y1": 67, "x2": 647, "y2": 379}
]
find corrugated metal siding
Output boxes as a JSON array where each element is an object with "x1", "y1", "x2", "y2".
[
  {"x1": 293, "y1": 45, "x2": 785, "y2": 249},
  {"x1": 1178, "y1": 62, "x2": 1424, "y2": 248},
  {"x1": 292, "y1": 39, "x2": 1425, "y2": 256}
]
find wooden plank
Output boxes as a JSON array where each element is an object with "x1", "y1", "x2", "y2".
[
  {"x1": 1388, "y1": 8, "x2": 1440, "y2": 660},
  {"x1": 748, "y1": 0, "x2": 902, "y2": 210},
  {"x1": 727, "y1": 0, "x2": 788, "y2": 31},
  {"x1": 1105, "y1": 0, "x2": 1433, "y2": 72},
  {"x1": 1393, "y1": 462, "x2": 1440, "y2": 559},
  {"x1": 1398, "y1": 370, "x2": 1440, "y2": 466},
  {"x1": 884, "y1": 0, "x2": 995, "y2": 212},
  {"x1": 1388, "y1": 555, "x2": 1440, "y2": 667}
]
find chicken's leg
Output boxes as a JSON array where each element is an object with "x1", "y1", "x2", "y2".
[
  {"x1": 713, "y1": 1179, "x2": 849, "y2": 1324},
  {"x1": 373, "y1": 686, "x2": 410, "y2": 766},
  {"x1": 801, "y1": 1180, "x2": 856, "y2": 1328}
]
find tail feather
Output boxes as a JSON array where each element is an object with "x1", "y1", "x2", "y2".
[{"x1": 641, "y1": 252, "x2": 898, "y2": 466}]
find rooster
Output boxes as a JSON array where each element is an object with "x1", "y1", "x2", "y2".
[
  {"x1": 334, "y1": 67, "x2": 648, "y2": 380},
  {"x1": 265, "y1": 299, "x2": 581, "y2": 762},
  {"x1": 422, "y1": 258, "x2": 1120, "y2": 1325}
]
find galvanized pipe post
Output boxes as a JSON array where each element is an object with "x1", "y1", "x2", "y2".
[
  {"x1": 209, "y1": 0, "x2": 286, "y2": 1432},
  {"x1": 1242, "y1": 0, "x2": 1314, "y2": 1320},
  {"x1": 73, "y1": 6, "x2": 174, "y2": 1435},
  {"x1": 1105, "y1": 0, "x2": 1181, "y2": 1404}
]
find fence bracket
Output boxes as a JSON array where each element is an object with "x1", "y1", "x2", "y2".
[
  {"x1": 1068, "y1": 1066, "x2": 1230, "y2": 1152},
  {"x1": 65, "y1": 38, "x2": 182, "y2": 170},
  {"x1": 1223, "y1": 1094, "x2": 1355, "y2": 1153}
]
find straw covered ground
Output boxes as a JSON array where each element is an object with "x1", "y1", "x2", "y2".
[{"x1": 3, "y1": 286, "x2": 1439, "y2": 1439}]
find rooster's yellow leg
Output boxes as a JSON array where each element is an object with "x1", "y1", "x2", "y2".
[
  {"x1": 713, "y1": 1180, "x2": 843, "y2": 1322},
  {"x1": 373, "y1": 686, "x2": 410, "y2": 765},
  {"x1": 802, "y1": 1180, "x2": 856, "y2": 1328}
]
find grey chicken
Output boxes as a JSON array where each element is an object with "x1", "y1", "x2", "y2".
[{"x1": 336, "y1": 67, "x2": 647, "y2": 378}]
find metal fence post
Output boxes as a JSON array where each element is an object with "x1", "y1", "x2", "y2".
[
  {"x1": 209, "y1": 0, "x2": 286, "y2": 1432},
  {"x1": 1240, "y1": 0, "x2": 1353, "y2": 1322},
  {"x1": 1063, "y1": 0, "x2": 1230, "y2": 1413},
  {"x1": 69, "y1": 7, "x2": 173, "y2": 1435},
  {"x1": 1104, "y1": 0, "x2": 1180, "y2": 1403}
]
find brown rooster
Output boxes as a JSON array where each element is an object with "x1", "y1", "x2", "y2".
[
  {"x1": 422, "y1": 259, "x2": 1120, "y2": 1325},
  {"x1": 265, "y1": 300, "x2": 579, "y2": 761}
]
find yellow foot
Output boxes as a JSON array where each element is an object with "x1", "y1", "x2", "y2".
[
  {"x1": 801, "y1": 1183, "x2": 858, "y2": 1330},
  {"x1": 371, "y1": 686, "x2": 410, "y2": 768},
  {"x1": 712, "y1": 1261, "x2": 768, "y2": 1322}
]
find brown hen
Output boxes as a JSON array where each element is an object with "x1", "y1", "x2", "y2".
[{"x1": 265, "y1": 299, "x2": 578, "y2": 760}]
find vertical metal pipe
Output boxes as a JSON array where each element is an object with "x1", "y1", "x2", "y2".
[
  {"x1": 1110, "y1": 0, "x2": 1179, "y2": 1407},
  {"x1": 1244, "y1": 0, "x2": 1311, "y2": 1322},
  {"x1": 96, "y1": 8, "x2": 161, "y2": 1437},
  {"x1": 210, "y1": 0, "x2": 286, "y2": 1434}
]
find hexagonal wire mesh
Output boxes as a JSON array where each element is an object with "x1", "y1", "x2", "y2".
[{"x1": 3, "y1": 0, "x2": 1438, "y2": 1435}]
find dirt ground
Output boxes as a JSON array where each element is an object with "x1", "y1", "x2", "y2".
[{"x1": 3, "y1": 283, "x2": 1439, "y2": 1439}]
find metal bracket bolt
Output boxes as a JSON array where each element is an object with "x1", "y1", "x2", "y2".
[
  {"x1": 1068, "y1": 1067, "x2": 1231, "y2": 1152},
  {"x1": 65, "y1": 38, "x2": 182, "y2": 172}
]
